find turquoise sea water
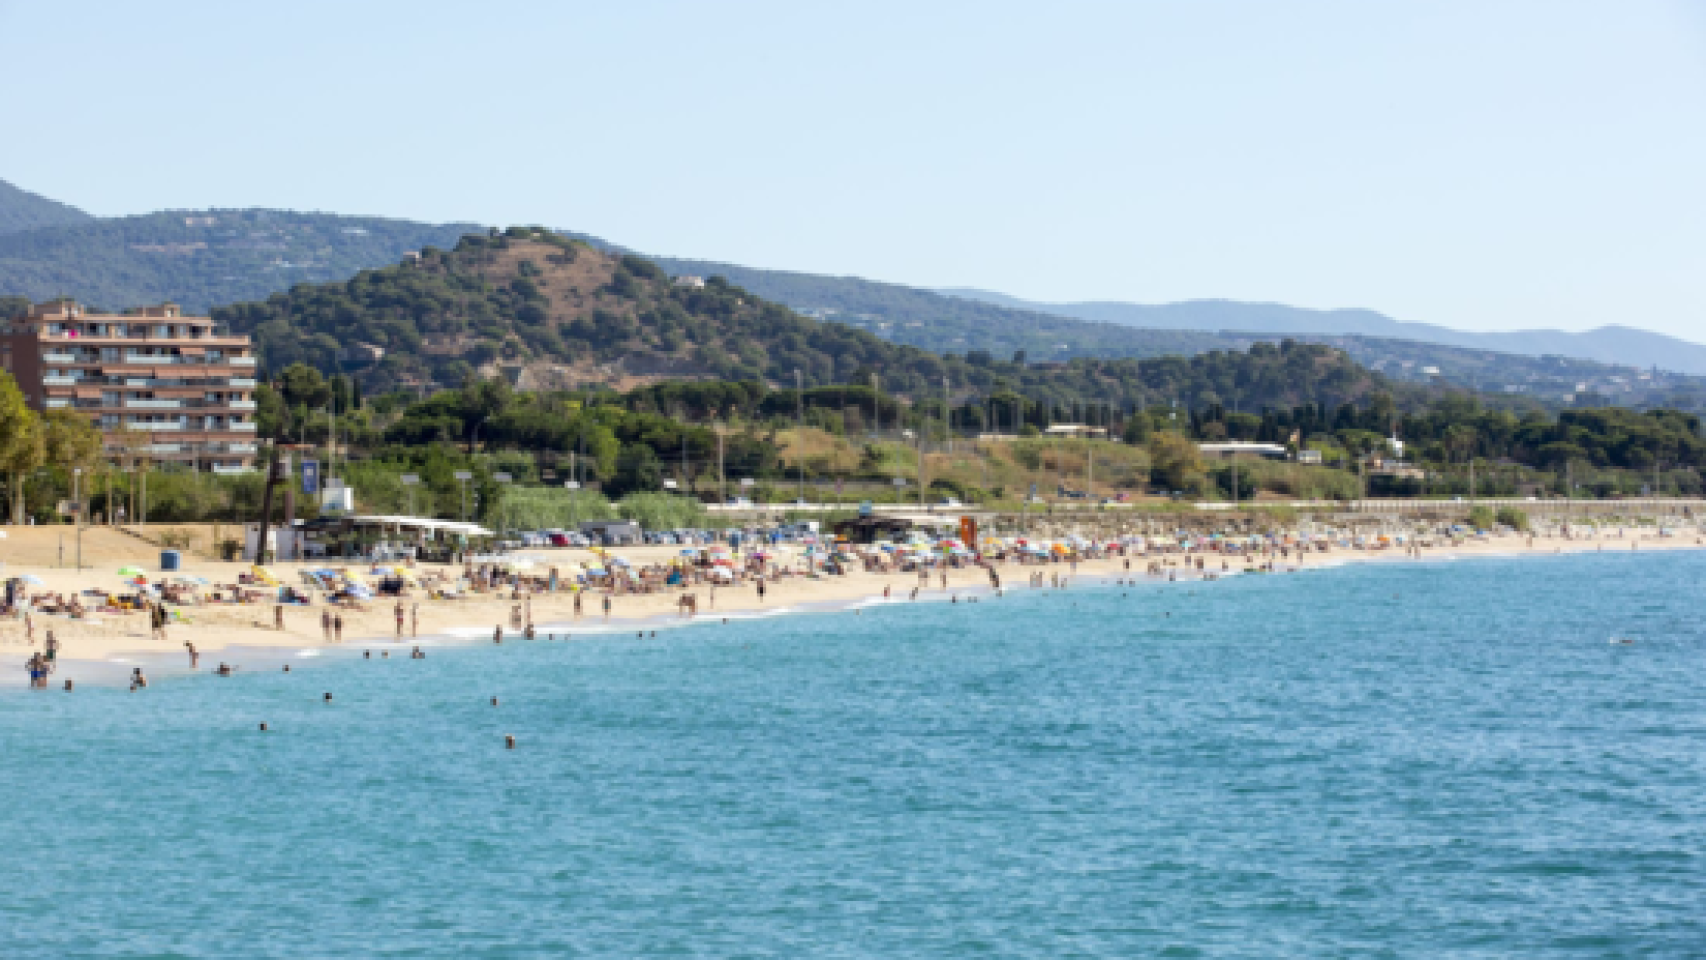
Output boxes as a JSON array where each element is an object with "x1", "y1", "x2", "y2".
[{"x1": 3, "y1": 550, "x2": 1704, "y2": 957}]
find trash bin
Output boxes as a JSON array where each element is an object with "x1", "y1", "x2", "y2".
[{"x1": 160, "y1": 550, "x2": 182, "y2": 572}]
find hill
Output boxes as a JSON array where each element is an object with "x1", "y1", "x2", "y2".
[
  {"x1": 0, "y1": 205, "x2": 481, "y2": 313},
  {"x1": 215, "y1": 228, "x2": 1405, "y2": 415},
  {"x1": 940, "y1": 288, "x2": 1706, "y2": 377},
  {"x1": 635, "y1": 251, "x2": 1706, "y2": 412},
  {"x1": 0, "y1": 178, "x2": 93, "y2": 236}
]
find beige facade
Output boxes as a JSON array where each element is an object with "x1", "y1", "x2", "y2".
[{"x1": 1, "y1": 300, "x2": 260, "y2": 472}]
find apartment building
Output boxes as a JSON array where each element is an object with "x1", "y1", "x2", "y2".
[{"x1": 0, "y1": 300, "x2": 260, "y2": 472}]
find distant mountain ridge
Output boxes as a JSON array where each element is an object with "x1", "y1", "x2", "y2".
[
  {"x1": 938, "y1": 288, "x2": 1706, "y2": 377},
  {"x1": 0, "y1": 204, "x2": 481, "y2": 314},
  {"x1": 0, "y1": 179, "x2": 93, "y2": 235}
]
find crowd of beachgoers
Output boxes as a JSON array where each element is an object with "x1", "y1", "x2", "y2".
[{"x1": 7, "y1": 512, "x2": 1703, "y2": 688}]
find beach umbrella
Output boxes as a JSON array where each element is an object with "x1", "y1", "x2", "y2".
[{"x1": 19, "y1": 574, "x2": 44, "y2": 585}]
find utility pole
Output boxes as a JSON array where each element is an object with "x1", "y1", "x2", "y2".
[
  {"x1": 1086, "y1": 444, "x2": 1094, "y2": 502},
  {"x1": 917, "y1": 432, "x2": 926, "y2": 510},
  {"x1": 870, "y1": 373, "x2": 880, "y2": 439},
  {"x1": 944, "y1": 376, "x2": 952, "y2": 453},
  {"x1": 73, "y1": 468, "x2": 82, "y2": 570},
  {"x1": 255, "y1": 443, "x2": 281, "y2": 565},
  {"x1": 795, "y1": 369, "x2": 805, "y2": 503}
]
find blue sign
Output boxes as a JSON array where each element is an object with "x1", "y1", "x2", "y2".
[{"x1": 301, "y1": 459, "x2": 320, "y2": 495}]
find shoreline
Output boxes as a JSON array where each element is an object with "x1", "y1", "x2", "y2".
[{"x1": 11, "y1": 529, "x2": 1701, "y2": 688}]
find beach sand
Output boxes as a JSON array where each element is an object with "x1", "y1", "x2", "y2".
[{"x1": 3, "y1": 524, "x2": 1701, "y2": 686}]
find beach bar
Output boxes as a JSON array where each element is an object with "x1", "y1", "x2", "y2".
[{"x1": 244, "y1": 516, "x2": 494, "y2": 562}]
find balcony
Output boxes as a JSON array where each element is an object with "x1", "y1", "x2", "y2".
[
  {"x1": 125, "y1": 399, "x2": 184, "y2": 409},
  {"x1": 44, "y1": 398, "x2": 69, "y2": 408},
  {"x1": 229, "y1": 399, "x2": 257, "y2": 410},
  {"x1": 229, "y1": 356, "x2": 257, "y2": 366},
  {"x1": 143, "y1": 444, "x2": 183, "y2": 454},
  {"x1": 42, "y1": 376, "x2": 75, "y2": 386},
  {"x1": 229, "y1": 378, "x2": 257, "y2": 388},
  {"x1": 228, "y1": 422, "x2": 258, "y2": 432},
  {"x1": 41, "y1": 352, "x2": 77, "y2": 364},
  {"x1": 130, "y1": 421, "x2": 188, "y2": 431}
]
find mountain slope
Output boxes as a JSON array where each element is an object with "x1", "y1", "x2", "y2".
[
  {"x1": 940, "y1": 288, "x2": 1706, "y2": 377},
  {"x1": 628, "y1": 253, "x2": 1706, "y2": 411},
  {"x1": 638, "y1": 254, "x2": 1235, "y2": 361},
  {"x1": 0, "y1": 178, "x2": 93, "y2": 235},
  {"x1": 0, "y1": 207, "x2": 481, "y2": 313},
  {"x1": 216, "y1": 228, "x2": 1405, "y2": 415}
]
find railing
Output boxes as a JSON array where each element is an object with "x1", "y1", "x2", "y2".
[
  {"x1": 42, "y1": 375, "x2": 75, "y2": 386},
  {"x1": 44, "y1": 398, "x2": 69, "y2": 408},
  {"x1": 125, "y1": 399, "x2": 184, "y2": 409},
  {"x1": 228, "y1": 399, "x2": 257, "y2": 410},
  {"x1": 129, "y1": 421, "x2": 187, "y2": 431},
  {"x1": 229, "y1": 356, "x2": 257, "y2": 366},
  {"x1": 144, "y1": 444, "x2": 183, "y2": 454},
  {"x1": 229, "y1": 422, "x2": 258, "y2": 431},
  {"x1": 41, "y1": 353, "x2": 76, "y2": 364},
  {"x1": 229, "y1": 378, "x2": 257, "y2": 388}
]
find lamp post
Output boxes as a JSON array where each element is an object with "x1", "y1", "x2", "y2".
[
  {"x1": 73, "y1": 467, "x2": 83, "y2": 570},
  {"x1": 794, "y1": 369, "x2": 805, "y2": 504},
  {"x1": 564, "y1": 479, "x2": 581, "y2": 531},
  {"x1": 400, "y1": 473, "x2": 419, "y2": 518},
  {"x1": 454, "y1": 470, "x2": 473, "y2": 521},
  {"x1": 492, "y1": 472, "x2": 511, "y2": 536}
]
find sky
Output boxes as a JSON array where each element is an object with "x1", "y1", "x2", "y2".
[{"x1": 2, "y1": 0, "x2": 1703, "y2": 338}]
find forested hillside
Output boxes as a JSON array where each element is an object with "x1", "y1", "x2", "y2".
[
  {"x1": 217, "y1": 228, "x2": 1405, "y2": 414},
  {"x1": 639, "y1": 249, "x2": 1706, "y2": 412},
  {"x1": 0, "y1": 178, "x2": 92, "y2": 235},
  {"x1": 0, "y1": 207, "x2": 479, "y2": 312}
]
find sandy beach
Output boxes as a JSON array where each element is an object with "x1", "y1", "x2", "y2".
[{"x1": 4, "y1": 517, "x2": 1701, "y2": 688}]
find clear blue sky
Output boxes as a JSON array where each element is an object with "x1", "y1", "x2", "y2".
[{"x1": 3, "y1": 0, "x2": 1703, "y2": 338}]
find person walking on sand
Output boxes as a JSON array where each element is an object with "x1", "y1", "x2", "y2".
[
  {"x1": 602, "y1": 594, "x2": 612, "y2": 620},
  {"x1": 574, "y1": 591, "x2": 583, "y2": 618},
  {"x1": 411, "y1": 603, "x2": 419, "y2": 638},
  {"x1": 186, "y1": 641, "x2": 199, "y2": 669},
  {"x1": 394, "y1": 601, "x2": 405, "y2": 638},
  {"x1": 333, "y1": 613, "x2": 344, "y2": 643},
  {"x1": 321, "y1": 609, "x2": 332, "y2": 642},
  {"x1": 756, "y1": 578, "x2": 767, "y2": 602},
  {"x1": 494, "y1": 625, "x2": 503, "y2": 644}
]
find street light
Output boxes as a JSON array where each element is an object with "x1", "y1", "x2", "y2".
[
  {"x1": 493, "y1": 472, "x2": 512, "y2": 535},
  {"x1": 454, "y1": 470, "x2": 473, "y2": 521},
  {"x1": 73, "y1": 467, "x2": 83, "y2": 571},
  {"x1": 400, "y1": 473, "x2": 420, "y2": 518},
  {"x1": 564, "y1": 479, "x2": 580, "y2": 531}
]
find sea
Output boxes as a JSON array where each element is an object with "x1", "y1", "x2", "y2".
[{"x1": 3, "y1": 550, "x2": 1703, "y2": 957}]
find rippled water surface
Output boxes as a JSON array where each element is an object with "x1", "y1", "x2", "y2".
[{"x1": 3, "y1": 551, "x2": 1704, "y2": 957}]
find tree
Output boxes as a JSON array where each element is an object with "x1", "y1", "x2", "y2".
[
  {"x1": 0, "y1": 372, "x2": 42, "y2": 523},
  {"x1": 1148, "y1": 433, "x2": 1205, "y2": 494},
  {"x1": 40, "y1": 408, "x2": 102, "y2": 470}
]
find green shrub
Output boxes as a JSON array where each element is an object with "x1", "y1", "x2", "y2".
[{"x1": 1494, "y1": 507, "x2": 1529, "y2": 531}]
